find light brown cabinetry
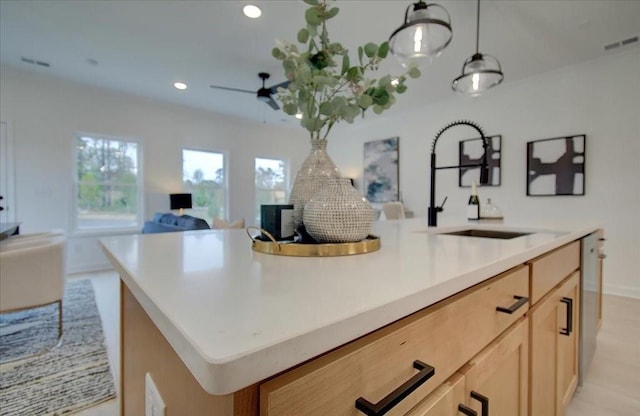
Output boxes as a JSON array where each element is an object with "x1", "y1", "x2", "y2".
[
  {"x1": 529, "y1": 271, "x2": 580, "y2": 416},
  {"x1": 405, "y1": 373, "x2": 466, "y2": 416},
  {"x1": 460, "y1": 318, "x2": 529, "y2": 416}
]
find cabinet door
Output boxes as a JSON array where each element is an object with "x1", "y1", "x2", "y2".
[
  {"x1": 557, "y1": 273, "x2": 580, "y2": 414},
  {"x1": 406, "y1": 373, "x2": 467, "y2": 416},
  {"x1": 460, "y1": 318, "x2": 529, "y2": 416},
  {"x1": 529, "y1": 272, "x2": 579, "y2": 416}
]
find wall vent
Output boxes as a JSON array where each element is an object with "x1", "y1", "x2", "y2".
[
  {"x1": 604, "y1": 35, "x2": 639, "y2": 51},
  {"x1": 21, "y1": 57, "x2": 51, "y2": 67}
]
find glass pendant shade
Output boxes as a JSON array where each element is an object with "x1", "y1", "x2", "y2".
[
  {"x1": 389, "y1": 2, "x2": 453, "y2": 68},
  {"x1": 451, "y1": 0, "x2": 504, "y2": 95},
  {"x1": 452, "y1": 53, "x2": 504, "y2": 95}
]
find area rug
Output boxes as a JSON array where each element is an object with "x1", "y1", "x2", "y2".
[{"x1": 0, "y1": 279, "x2": 116, "y2": 415}]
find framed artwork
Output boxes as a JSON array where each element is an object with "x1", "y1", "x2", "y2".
[
  {"x1": 527, "y1": 135, "x2": 585, "y2": 196},
  {"x1": 363, "y1": 137, "x2": 399, "y2": 202},
  {"x1": 459, "y1": 135, "x2": 502, "y2": 187}
]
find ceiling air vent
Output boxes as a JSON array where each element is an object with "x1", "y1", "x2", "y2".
[
  {"x1": 21, "y1": 57, "x2": 51, "y2": 67},
  {"x1": 604, "y1": 35, "x2": 638, "y2": 51}
]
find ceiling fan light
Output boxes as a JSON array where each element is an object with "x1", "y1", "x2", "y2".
[
  {"x1": 452, "y1": 53, "x2": 503, "y2": 95},
  {"x1": 389, "y1": 1, "x2": 453, "y2": 68}
]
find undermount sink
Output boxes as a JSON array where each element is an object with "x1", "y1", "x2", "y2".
[{"x1": 439, "y1": 229, "x2": 531, "y2": 239}]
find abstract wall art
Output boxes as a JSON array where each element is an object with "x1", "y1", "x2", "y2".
[
  {"x1": 459, "y1": 135, "x2": 502, "y2": 187},
  {"x1": 363, "y1": 137, "x2": 399, "y2": 202},
  {"x1": 527, "y1": 135, "x2": 586, "y2": 196}
]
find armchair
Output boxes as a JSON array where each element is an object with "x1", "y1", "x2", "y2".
[{"x1": 0, "y1": 234, "x2": 66, "y2": 361}]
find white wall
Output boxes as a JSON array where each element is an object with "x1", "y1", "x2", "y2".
[
  {"x1": 329, "y1": 48, "x2": 640, "y2": 298},
  {"x1": 0, "y1": 66, "x2": 308, "y2": 273}
]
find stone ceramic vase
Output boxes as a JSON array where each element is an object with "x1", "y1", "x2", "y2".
[
  {"x1": 303, "y1": 178, "x2": 374, "y2": 243},
  {"x1": 289, "y1": 139, "x2": 341, "y2": 231}
]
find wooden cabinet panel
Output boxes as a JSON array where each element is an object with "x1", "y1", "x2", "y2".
[
  {"x1": 529, "y1": 272, "x2": 580, "y2": 416},
  {"x1": 557, "y1": 273, "x2": 580, "y2": 414},
  {"x1": 461, "y1": 318, "x2": 529, "y2": 416},
  {"x1": 529, "y1": 241, "x2": 579, "y2": 304},
  {"x1": 406, "y1": 373, "x2": 465, "y2": 416},
  {"x1": 260, "y1": 266, "x2": 529, "y2": 416}
]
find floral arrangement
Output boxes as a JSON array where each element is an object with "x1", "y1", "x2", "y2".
[{"x1": 272, "y1": 0, "x2": 421, "y2": 140}]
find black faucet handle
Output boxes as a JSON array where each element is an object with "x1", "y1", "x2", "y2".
[{"x1": 437, "y1": 196, "x2": 448, "y2": 212}]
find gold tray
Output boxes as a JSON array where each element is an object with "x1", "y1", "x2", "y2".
[{"x1": 246, "y1": 227, "x2": 381, "y2": 257}]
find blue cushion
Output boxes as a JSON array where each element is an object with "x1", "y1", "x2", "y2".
[{"x1": 142, "y1": 213, "x2": 210, "y2": 234}]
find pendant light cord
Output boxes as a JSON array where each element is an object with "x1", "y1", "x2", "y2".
[{"x1": 475, "y1": 0, "x2": 481, "y2": 54}]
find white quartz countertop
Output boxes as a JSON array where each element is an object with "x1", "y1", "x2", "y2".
[{"x1": 100, "y1": 218, "x2": 598, "y2": 395}]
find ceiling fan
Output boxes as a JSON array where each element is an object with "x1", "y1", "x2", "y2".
[{"x1": 210, "y1": 72, "x2": 289, "y2": 110}]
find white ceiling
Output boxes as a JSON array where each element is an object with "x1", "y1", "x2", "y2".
[{"x1": 1, "y1": 0, "x2": 639, "y2": 127}]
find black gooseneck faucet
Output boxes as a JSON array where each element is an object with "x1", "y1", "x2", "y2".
[{"x1": 428, "y1": 120, "x2": 490, "y2": 227}]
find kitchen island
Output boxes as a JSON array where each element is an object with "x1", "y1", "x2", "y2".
[{"x1": 100, "y1": 218, "x2": 601, "y2": 415}]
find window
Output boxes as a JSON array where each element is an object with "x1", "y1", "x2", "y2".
[
  {"x1": 182, "y1": 149, "x2": 226, "y2": 221},
  {"x1": 74, "y1": 134, "x2": 142, "y2": 232},
  {"x1": 255, "y1": 157, "x2": 288, "y2": 223}
]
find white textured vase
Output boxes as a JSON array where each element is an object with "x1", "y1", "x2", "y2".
[
  {"x1": 289, "y1": 139, "x2": 341, "y2": 231},
  {"x1": 303, "y1": 178, "x2": 374, "y2": 243}
]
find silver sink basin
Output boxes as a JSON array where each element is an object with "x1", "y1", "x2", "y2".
[{"x1": 439, "y1": 229, "x2": 531, "y2": 239}]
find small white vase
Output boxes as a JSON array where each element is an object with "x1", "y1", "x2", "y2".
[
  {"x1": 303, "y1": 178, "x2": 374, "y2": 243},
  {"x1": 289, "y1": 139, "x2": 341, "y2": 231}
]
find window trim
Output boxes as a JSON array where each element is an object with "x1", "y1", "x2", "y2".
[
  {"x1": 254, "y1": 155, "x2": 290, "y2": 223},
  {"x1": 181, "y1": 147, "x2": 229, "y2": 222},
  {"x1": 71, "y1": 132, "x2": 144, "y2": 236}
]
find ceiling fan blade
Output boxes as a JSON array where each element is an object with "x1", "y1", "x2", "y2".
[
  {"x1": 266, "y1": 96, "x2": 280, "y2": 110},
  {"x1": 209, "y1": 85, "x2": 255, "y2": 94},
  {"x1": 268, "y1": 80, "x2": 290, "y2": 95}
]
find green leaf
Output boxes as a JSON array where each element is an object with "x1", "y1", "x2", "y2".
[
  {"x1": 408, "y1": 67, "x2": 421, "y2": 79},
  {"x1": 378, "y1": 42, "x2": 389, "y2": 59},
  {"x1": 303, "y1": 0, "x2": 319, "y2": 5},
  {"x1": 363, "y1": 42, "x2": 378, "y2": 58},
  {"x1": 283, "y1": 103, "x2": 298, "y2": 115},
  {"x1": 305, "y1": 7, "x2": 322, "y2": 26},
  {"x1": 358, "y1": 94, "x2": 373, "y2": 109},
  {"x1": 326, "y1": 7, "x2": 339, "y2": 19},
  {"x1": 373, "y1": 105, "x2": 383, "y2": 115},
  {"x1": 341, "y1": 54, "x2": 350, "y2": 75},
  {"x1": 396, "y1": 84, "x2": 408, "y2": 94},
  {"x1": 346, "y1": 66, "x2": 360, "y2": 82},
  {"x1": 297, "y1": 28, "x2": 309, "y2": 44},
  {"x1": 272, "y1": 48, "x2": 284, "y2": 60},
  {"x1": 319, "y1": 101, "x2": 333, "y2": 116},
  {"x1": 358, "y1": 46, "x2": 364, "y2": 66}
]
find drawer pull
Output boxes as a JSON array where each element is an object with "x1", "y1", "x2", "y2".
[
  {"x1": 470, "y1": 391, "x2": 489, "y2": 416},
  {"x1": 458, "y1": 404, "x2": 478, "y2": 416},
  {"x1": 355, "y1": 360, "x2": 435, "y2": 416},
  {"x1": 560, "y1": 297, "x2": 573, "y2": 336},
  {"x1": 496, "y1": 296, "x2": 528, "y2": 314}
]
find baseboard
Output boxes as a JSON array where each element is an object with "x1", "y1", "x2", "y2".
[
  {"x1": 603, "y1": 283, "x2": 640, "y2": 300},
  {"x1": 67, "y1": 262, "x2": 114, "y2": 276}
]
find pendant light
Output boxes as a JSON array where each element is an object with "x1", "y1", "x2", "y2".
[
  {"x1": 389, "y1": 1, "x2": 453, "y2": 68},
  {"x1": 452, "y1": 0, "x2": 503, "y2": 95}
]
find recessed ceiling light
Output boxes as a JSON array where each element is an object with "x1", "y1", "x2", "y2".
[
  {"x1": 243, "y1": 5, "x2": 262, "y2": 19},
  {"x1": 295, "y1": 113, "x2": 303, "y2": 119},
  {"x1": 174, "y1": 82, "x2": 188, "y2": 90}
]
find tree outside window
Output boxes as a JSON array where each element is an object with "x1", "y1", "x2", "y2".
[
  {"x1": 75, "y1": 135, "x2": 141, "y2": 230},
  {"x1": 255, "y1": 158, "x2": 287, "y2": 223},
  {"x1": 182, "y1": 149, "x2": 226, "y2": 222}
]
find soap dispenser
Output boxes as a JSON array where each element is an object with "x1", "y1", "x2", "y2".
[{"x1": 481, "y1": 198, "x2": 503, "y2": 219}]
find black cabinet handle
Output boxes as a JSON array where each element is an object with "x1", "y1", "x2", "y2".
[
  {"x1": 560, "y1": 297, "x2": 573, "y2": 336},
  {"x1": 470, "y1": 391, "x2": 489, "y2": 416},
  {"x1": 355, "y1": 360, "x2": 435, "y2": 416},
  {"x1": 496, "y1": 295, "x2": 529, "y2": 314},
  {"x1": 459, "y1": 404, "x2": 478, "y2": 416}
]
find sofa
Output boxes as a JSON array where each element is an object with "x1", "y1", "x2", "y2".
[{"x1": 142, "y1": 213, "x2": 210, "y2": 234}]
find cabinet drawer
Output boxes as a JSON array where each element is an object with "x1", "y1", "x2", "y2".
[
  {"x1": 529, "y1": 241, "x2": 579, "y2": 304},
  {"x1": 260, "y1": 266, "x2": 529, "y2": 416}
]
